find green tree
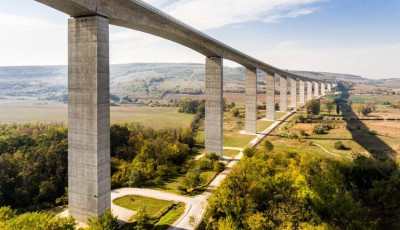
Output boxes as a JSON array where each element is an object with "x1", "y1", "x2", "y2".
[
  {"x1": 306, "y1": 99, "x2": 321, "y2": 115},
  {"x1": 87, "y1": 209, "x2": 119, "y2": 230},
  {"x1": 262, "y1": 140, "x2": 274, "y2": 152},
  {"x1": 135, "y1": 205, "x2": 149, "y2": 230},
  {"x1": 325, "y1": 100, "x2": 334, "y2": 115}
]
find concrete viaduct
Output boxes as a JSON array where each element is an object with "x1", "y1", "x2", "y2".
[{"x1": 34, "y1": 0, "x2": 335, "y2": 221}]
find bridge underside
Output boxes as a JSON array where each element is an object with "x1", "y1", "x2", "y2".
[{"x1": 34, "y1": 0, "x2": 333, "y2": 222}]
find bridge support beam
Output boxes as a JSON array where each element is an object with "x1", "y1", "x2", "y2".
[
  {"x1": 321, "y1": 82, "x2": 325, "y2": 95},
  {"x1": 290, "y1": 77, "x2": 297, "y2": 108},
  {"x1": 299, "y1": 79, "x2": 305, "y2": 104},
  {"x1": 279, "y1": 75, "x2": 287, "y2": 112},
  {"x1": 68, "y1": 15, "x2": 111, "y2": 222},
  {"x1": 245, "y1": 68, "x2": 257, "y2": 134},
  {"x1": 307, "y1": 81, "x2": 312, "y2": 100},
  {"x1": 205, "y1": 57, "x2": 223, "y2": 158},
  {"x1": 328, "y1": 83, "x2": 332, "y2": 92},
  {"x1": 314, "y1": 81, "x2": 319, "y2": 97},
  {"x1": 266, "y1": 72, "x2": 275, "y2": 121}
]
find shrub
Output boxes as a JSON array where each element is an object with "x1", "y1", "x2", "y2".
[
  {"x1": 313, "y1": 124, "x2": 326, "y2": 134},
  {"x1": 231, "y1": 108, "x2": 240, "y2": 117},
  {"x1": 361, "y1": 107, "x2": 373, "y2": 116},
  {"x1": 295, "y1": 115, "x2": 306, "y2": 123},
  {"x1": 87, "y1": 209, "x2": 120, "y2": 230},
  {"x1": 275, "y1": 103, "x2": 280, "y2": 111},
  {"x1": 213, "y1": 161, "x2": 225, "y2": 172},
  {"x1": 334, "y1": 141, "x2": 346, "y2": 150},
  {"x1": 368, "y1": 130, "x2": 377, "y2": 135},
  {"x1": 243, "y1": 147, "x2": 257, "y2": 158},
  {"x1": 298, "y1": 129, "x2": 307, "y2": 136},
  {"x1": 306, "y1": 99, "x2": 321, "y2": 115},
  {"x1": 262, "y1": 140, "x2": 274, "y2": 152}
]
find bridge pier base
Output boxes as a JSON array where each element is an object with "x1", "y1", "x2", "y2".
[
  {"x1": 266, "y1": 72, "x2": 275, "y2": 121},
  {"x1": 321, "y1": 82, "x2": 326, "y2": 95},
  {"x1": 307, "y1": 81, "x2": 312, "y2": 100},
  {"x1": 279, "y1": 75, "x2": 287, "y2": 112},
  {"x1": 205, "y1": 57, "x2": 223, "y2": 158},
  {"x1": 290, "y1": 77, "x2": 297, "y2": 108},
  {"x1": 68, "y1": 15, "x2": 111, "y2": 222},
  {"x1": 245, "y1": 68, "x2": 257, "y2": 134},
  {"x1": 299, "y1": 79, "x2": 305, "y2": 104},
  {"x1": 328, "y1": 83, "x2": 332, "y2": 92}
]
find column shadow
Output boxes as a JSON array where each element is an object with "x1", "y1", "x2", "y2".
[{"x1": 336, "y1": 83, "x2": 396, "y2": 160}]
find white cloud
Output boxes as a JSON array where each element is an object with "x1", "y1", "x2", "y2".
[{"x1": 145, "y1": 0, "x2": 324, "y2": 30}]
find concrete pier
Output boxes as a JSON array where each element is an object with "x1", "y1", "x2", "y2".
[
  {"x1": 290, "y1": 77, "x2": 297, "y2": 108},
  {"x1": 266, "y1": 72, "x2": 275, "y2": 120},
  {"x1": 68, "y1": 15, "x2": 111, "y2": 222},
  {"x1": 321, "y1": 82, "x2": 325, "y2": 95},
  {"x1": 328, "y1": 83, "x2": 331, "y2": 92},
  {"x1": 314, "y1": 81, "x2": 319, "y2": 97},
  {"x1": 205, "y1": 57, "x2": 223, "y2": 158},
  {"x1": 279, "y1": 75, "x2": 287, "y2": 112},
  {"x1": 299, "y1": 79, "x2": 305, "y2": 103},
  {"x1": 245, "y1": 68, "x2": 257, "y2": 134},
  {"x1": 307, "y1": 81, "x2": 312, "y2": 100}
]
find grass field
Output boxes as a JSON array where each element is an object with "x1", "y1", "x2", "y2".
[
  {"x1": 269, "y1": 99, "x2": 400, "y2": 162},
  {"x1": 0, "y1": 98, "x2": 194, "y2": 129},
  {"x1": 143, "y1": 170, "x2": 217, "y2": 196},
  {"x1": 223, "y1": 149, "x2": 240, "y2": 158},
  {"x1": 113, "y1": 195, "x2": 185, "y2": 229}
]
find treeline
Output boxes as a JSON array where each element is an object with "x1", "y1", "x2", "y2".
[
  {"x1": 110, "y1": 122, "x2": 196, "y2": 188},
  {"x1": 200, "y1": 144, "x2": 400, "y2": 229},
  {"x1": 0, "y1": 123, "x2": 68, "y2": 210},
  {"x1": 0, "y1": 122, "x2": 197, "y2": 210}
]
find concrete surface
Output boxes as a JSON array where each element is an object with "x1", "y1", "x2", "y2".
[
  {"x1": 68, "y1": 15, "x2": 111, "y2": 222},
  {"x1": 205, "y1": 57, "x2": 223, "y2": 157}
]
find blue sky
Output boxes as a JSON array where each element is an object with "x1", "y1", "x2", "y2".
[{"x1": 0, "y1": 0, "x2": 398, "y2": 79}]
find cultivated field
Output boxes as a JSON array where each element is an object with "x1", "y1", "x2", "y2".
[
  {"x1": 268, "y1": 94, "x2": 400, "y2": 162},
  {"x1": 0, "y1": 98, "x2": 194, "y2": 129}
]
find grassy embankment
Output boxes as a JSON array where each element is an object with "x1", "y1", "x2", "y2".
[{"x1": 113, "y1": 195, "x2": 185, "y2": 230}]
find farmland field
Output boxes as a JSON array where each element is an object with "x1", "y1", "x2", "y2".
[{"x1": 0, "y1": 97, "x2": 194, "y2": 129}]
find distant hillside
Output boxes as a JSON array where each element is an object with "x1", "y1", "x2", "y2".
[{"x1": 0, "y1": 63, "x2": 367, "y2": 100}]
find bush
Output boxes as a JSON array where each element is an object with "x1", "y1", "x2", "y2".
[
  {"x1": 87, "y1": 209, "x2": 120, "y2": 230},
  {"x1": 306, "y1": 99, "x2": 321, "y2": 115},
  {"x1": 213, "y1": 161, "x2": 225, "y2": 172},
  {"x1": 334, "y1": 141, "x2": 346, "y2": 150},
  {"x1": 231, "y1": 108, "x2": 240, "y2": 117},
  {"x1": 262, "y1": 140, "x2": 274, "y2": 152},
  {"x1": 313, "y1": 124, "x2": 326, "y2": 134},
  {"x1": 295, "y1": 115, "x2": 306, "y2": 123},
  {"x1": 368, "y1": 130, "x2": 377, "y2": 135},
  {"x1": 243, "y1": 147, "x2": 257, "y2": 158},
  {"x1": 275, "y1": 103, "x2": 280, "y2": 111},
  {"x1": 362, "y1": 107, "x2": 373, "y2": 116},
  {"x1": 298, "y1": 129, "x2": 307, "y2": 136}
]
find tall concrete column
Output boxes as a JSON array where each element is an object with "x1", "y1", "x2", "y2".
[
  {"x1": 307, "y1": 81, "x2": 312, "y2": 100},
  {"x1": 290, "y1": 77, "x2": 297, "y2": 108},
  {"x1": 245, "y1": 68, "x2": 257, "y2": 134},
  {"x1": 328, "y1": 83, "x2": 332, "y2": 92},
  {"x1": 299, "y1": 79, "x2": 305, "y2": 104},
  {"x1": 205, "y1": 57, "x2": 223, "y2": 158},
  {"x1": 68, "y1": 15, "x2": 110, "y2": 222},
  {"x1": 279, "y1": 75, "x2": 287, "y2": 112},
  {"x1": 321, "y1": 82, "x2": 325, "y2": 95},
  {"x1": 266, "y1": 72, "x2": 275, "y2": 120},
  {"x1": 314, "y1": 81, "x2": 319, "y2": 97}
]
